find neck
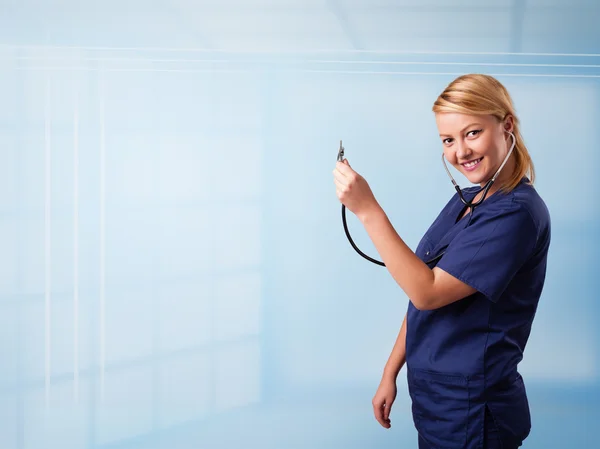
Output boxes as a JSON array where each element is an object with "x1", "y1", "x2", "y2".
[{"x1": 478, "y1": 157, "x2": 516, "y2": 197}]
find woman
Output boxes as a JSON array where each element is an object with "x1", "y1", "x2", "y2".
[{"x1": 332, "y1": 74, "x2": 551, "y2": 448}]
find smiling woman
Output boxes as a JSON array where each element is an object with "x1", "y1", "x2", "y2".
[
  {"x1": 434, "y1": 74, "x2": 536, "y2": 193},
  {"x1": 332, "y1": 73, "x2": 551, "y2": 449}
]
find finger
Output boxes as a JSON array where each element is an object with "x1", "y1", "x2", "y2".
[
  {"x1": 383, "y1": 399, "x2": 393, "y2": 421},
  {"x1": 334, "y1": 178, "x2": 347, "y2": 192},
  {"x1": 332, "y1": 168, "x2": 349, "y2": 186},
  {"x1": 372, "y1": 400, "x2": 384, "y2": 426},
  {"x1": 379, "y1": 405, "x2": 391, "y2": 428},
  {"x1": 336, "y1": 160, "x2": 355, "y2": 176},
  {"x1": 382, "y1": 407, "x2": 391, "y2": 428},
  {"x1": 373, "y1": 400, "x2": 390, "y2": 428}
]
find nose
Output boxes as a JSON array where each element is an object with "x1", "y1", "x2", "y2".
[{"x1": 455, "y1": 139, "x2": 472, "y2": 161}]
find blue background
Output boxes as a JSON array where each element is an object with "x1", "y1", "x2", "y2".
[{"x1": 0, "y1": 1, "x2": 599, "y2": 448}]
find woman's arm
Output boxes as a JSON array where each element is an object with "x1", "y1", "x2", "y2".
[
  {"x1": 360, "y1": 204, "x2": 476, "y2": 309},
  {"x1": 372, "y1": 312, "x2": 407, "y2": 428},
  {"x1": 381, "y1": 312, "x2": 407, "y2": 380},
  {"x1": 333, "y1": 160, "x2": 476, "y2": 310}
]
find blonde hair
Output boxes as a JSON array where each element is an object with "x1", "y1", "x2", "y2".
[{"x1": 432, "y1": 74, "x2": 534, "y2": 191}]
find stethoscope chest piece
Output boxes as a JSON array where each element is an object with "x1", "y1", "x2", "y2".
[{"x1": 337, "y1": 140, "x2": 345, "y2": 162}]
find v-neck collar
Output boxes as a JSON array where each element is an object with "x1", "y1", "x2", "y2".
[
  {"x1": 423, "y1": 177, "x2": 530, "y2": 266},
  {"x1": 452, "y1": 176, "x2": 529, "y2": 224}
]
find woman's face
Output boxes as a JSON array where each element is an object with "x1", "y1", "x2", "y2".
[{"x1": 435, "y1": 112, "x2": 514, "y2": 186}]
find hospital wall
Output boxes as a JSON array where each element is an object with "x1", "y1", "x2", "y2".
[{"x1": 0, "y1": 1, "x2": 599, "y2": 448}]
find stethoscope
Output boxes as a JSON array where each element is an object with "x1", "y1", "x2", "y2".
[
  {"x1": 442, "y1": 131, "x2": 516, "y2": 209},
  {"x1": 337, "y1": 131, "x2": 516, "y2": 267}
]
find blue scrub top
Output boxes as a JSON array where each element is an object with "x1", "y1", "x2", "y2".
[{"x1": 406, "y1": 177, "x2": 551, "y2": 448}]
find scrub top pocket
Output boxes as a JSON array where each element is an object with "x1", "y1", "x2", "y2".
[
  {"x1": 407, "y1": 367, "x2": 472, "y2": 448},
  {"x1": 415, "y1": 236, "x2": 435, "y2": 261}
]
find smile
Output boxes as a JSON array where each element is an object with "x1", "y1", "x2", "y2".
[{"x1": 462, "y1": 158, "x2": 482, "y2": 171}]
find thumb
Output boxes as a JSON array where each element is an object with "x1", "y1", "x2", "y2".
[
  {"x1": 343, "y1": 158, "x2": 351, "y2": 167},
  {"x1": 383, "y1": 399, "x2": 393, "y2": 420}
]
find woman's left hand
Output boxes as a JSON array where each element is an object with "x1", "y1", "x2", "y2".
[{"x1": 333, "y1": 159, "x2": 379, "y2": 222}]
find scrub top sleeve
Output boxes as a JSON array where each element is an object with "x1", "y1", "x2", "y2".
[{"x1": 435, "y1": 203, "x2": 538, "y2": 303}]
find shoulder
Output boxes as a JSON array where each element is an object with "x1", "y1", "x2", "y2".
[
  {"x1": 476, "y1": 180, "x2": 551, "y2": 246},
  {"x1": 498, "y1": 181, "x2": 549, "y2": 225},
  {"x1": 511, "y1": 181, "x2": 551, "y2": 231}
]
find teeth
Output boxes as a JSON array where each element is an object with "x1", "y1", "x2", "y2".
[{"x1": 464, "y1": 158, "x2": 481, "y2": 168}]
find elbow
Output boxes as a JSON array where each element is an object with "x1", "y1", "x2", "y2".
[
  {"x1": 404, "y1": 271, "x2": 439, "y2": 311},
  {"x1": 410, "y1": 295, "x2": 436, "y2": 311},
  {"x1": 411, "y1": 291, "x2": 473, "y2": 311}
]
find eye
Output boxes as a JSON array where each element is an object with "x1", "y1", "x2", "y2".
[
  {"x1": 467, "y1": 129, "x2": 482, "y2": 138},
  {"x1": 442, "y1": 137, "x2": 454, "y2": 145}
]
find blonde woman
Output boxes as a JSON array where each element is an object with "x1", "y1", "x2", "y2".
[{"x1": 333, "y1": 74, "x2": 551, "y2": 448}]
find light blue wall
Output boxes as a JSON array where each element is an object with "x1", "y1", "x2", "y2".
[{"x1": 1, "y1": 1, "x2": 599, "y2": 448}]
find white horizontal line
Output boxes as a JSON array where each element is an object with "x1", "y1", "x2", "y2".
[
  {"x1": 13, "y1": 56, "x2": 600, "y2": 68},
  {"x1": 302, "y1": 70, "x2": 600, "y2": 78},
  {"x1": 13, "y1": 66, "x2": 600, "y2": 78},
  {"x1": 2, "y1": 44, "x2": 600, "y2": 57}
]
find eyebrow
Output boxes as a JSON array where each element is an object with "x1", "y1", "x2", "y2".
[{"x1": 439, "y1": 122, "x2": 483, "y2": 137}]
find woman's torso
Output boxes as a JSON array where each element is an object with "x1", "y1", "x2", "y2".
[{"x1": 405, "y1": 179, "x2": 551, "y2": 448}]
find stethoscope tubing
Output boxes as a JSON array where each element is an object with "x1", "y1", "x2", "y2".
[{"x1": 339, "y1": 132, "x2": 516, "y2": 267}]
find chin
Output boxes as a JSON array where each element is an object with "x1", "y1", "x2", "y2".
[{"x1": 463, "y1": 171, "x2": 488, "y2": 186}]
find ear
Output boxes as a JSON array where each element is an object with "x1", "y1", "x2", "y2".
[{"x1": 503, "y1": 115, "x2": 514, "y2": 133}]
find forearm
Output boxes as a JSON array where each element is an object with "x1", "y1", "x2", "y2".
[
  {"x1": 382, "y1": 312, "x2": 407, "y2": 381},
  {"x1": 358, "y1": 204, "x2": 435, "y2": 307}
]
